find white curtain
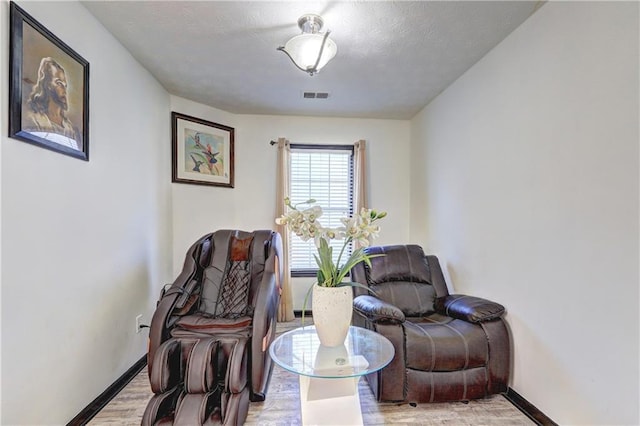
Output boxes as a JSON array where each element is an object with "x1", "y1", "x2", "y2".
[
  {"x1": 275, "y1": 138, "x2": 295, "y2": 322},
  {"x1": 353, "y1": 139, "x2": 368, "y2": 248}
]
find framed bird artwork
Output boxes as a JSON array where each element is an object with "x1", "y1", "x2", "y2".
[{"x1": 171, "y1": 112, "x2": 234, "y2": 188}]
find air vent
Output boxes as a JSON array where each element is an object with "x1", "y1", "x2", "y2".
[{"x1": 303, "y1": 91, "x2": 330, "y2": 99}]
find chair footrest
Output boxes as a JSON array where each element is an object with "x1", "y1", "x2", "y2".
[{"x1": 143, "y1": 335, "x2": 249, "y2": 425}]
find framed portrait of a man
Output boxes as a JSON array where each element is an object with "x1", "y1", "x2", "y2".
[{"x1": 9, "y1": 2, "x2": 89, "y2": 161}]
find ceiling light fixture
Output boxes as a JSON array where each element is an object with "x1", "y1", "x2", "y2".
[{"x1": 277, "y1": 14, "x2": 337, "y2": 76}]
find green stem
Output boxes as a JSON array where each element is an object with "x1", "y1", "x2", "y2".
[{"x1": 334, "y1": 236, "x2": 352, "y2": 284}]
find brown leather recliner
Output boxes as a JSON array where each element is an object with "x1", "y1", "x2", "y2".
[
  {"x1": 351, "y1": 245, "x2": 511, "y2": 403},
  {"x1": 143, "y1": 230, "x2": 282, "y2": 425}
]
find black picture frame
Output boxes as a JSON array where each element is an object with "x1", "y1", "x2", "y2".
[
  {"x1": 9, "y1": 1, "x2": 90, "y2": 161},
  {"x1": 171, "y1": 112, "x2": 235, "y2": 188}
]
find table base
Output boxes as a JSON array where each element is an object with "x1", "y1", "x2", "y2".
[{"x1": 299, "y1": 375, "x2": 363, "y2": 425}]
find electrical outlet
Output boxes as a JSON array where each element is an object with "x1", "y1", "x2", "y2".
[{"x1": 135, "y1": 314, "x2": 143, "y2": 334}]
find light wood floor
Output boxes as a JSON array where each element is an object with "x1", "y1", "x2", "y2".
[{"x1": 89, "y1": 320, "x2": 533, "y2": 425}]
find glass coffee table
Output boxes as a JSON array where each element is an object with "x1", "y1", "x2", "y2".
[{"x1": 269, "y1": 325, "x2": 394, "y2": 425}]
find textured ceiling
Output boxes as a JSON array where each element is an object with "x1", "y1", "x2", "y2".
[{"x1": 83, "y1": 1, "x2": 542, "y2": 120}]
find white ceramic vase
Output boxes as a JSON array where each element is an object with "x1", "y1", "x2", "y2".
[{"x1": 312, "y1": 284, "x2": 353, "y2": 347}]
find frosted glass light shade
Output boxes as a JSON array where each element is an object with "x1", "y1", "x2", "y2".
[{"x1": 282, "y1": 33, "x2": 337, "y2": 73}]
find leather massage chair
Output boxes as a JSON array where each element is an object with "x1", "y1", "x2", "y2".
[{"x1": 142, "y1": 230, "x2": 282, "y2": 425}]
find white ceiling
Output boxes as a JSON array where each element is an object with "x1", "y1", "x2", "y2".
[{"x1": 83, "y1": 1, "x2": 542, "y2": 120}]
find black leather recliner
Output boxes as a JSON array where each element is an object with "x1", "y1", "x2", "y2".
[
  {"x1": 143, "y1": 230, "x2": 282, "y2": 425},
  {"x1": 351, "y1": 244, "x2": 511, "y2": 403}
]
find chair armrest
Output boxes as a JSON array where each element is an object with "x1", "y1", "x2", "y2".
[
  {"x1": 252, "y1": 268, "x2": 279, "y2": 349},
  {"x1": 353, "y1": 295, "x2": 405, "y2": 324},
  {"x1": 435, "y1": 294, "x2": 505, "y2": 323}
]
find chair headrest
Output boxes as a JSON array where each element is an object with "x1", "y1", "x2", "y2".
[{"x1": 364, "y1": 245, "x2": 431, "y2": 285}]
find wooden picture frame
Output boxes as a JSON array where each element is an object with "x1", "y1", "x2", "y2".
[
  {"x1": 172, "y1": 112, "x2": 235, "y2": 188},
  {"x1": 8, "y1": 2, "x2": 90, "y2": 161}
]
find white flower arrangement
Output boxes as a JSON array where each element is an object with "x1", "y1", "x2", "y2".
[{"x1": 276, "y1": 198, "x2": 386, "y2": 287}]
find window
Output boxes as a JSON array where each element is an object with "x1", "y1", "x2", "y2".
[{"x1": 289, "y1": 144, "x2": 354, "y2": 276}]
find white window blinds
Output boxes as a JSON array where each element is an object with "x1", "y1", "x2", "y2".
[{"x1": 289, "y1": 145, "x2": 354, "y2": 273}]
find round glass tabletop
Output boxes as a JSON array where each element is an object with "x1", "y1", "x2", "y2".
[{"x1": 269, "y1": 325, "x2": 395, "y2": 379}]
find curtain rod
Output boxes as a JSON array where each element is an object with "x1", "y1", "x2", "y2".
[{"x1": 269, "y1": 141, "x2": 359, "y2": 153}]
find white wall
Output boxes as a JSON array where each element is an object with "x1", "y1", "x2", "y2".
[
  {"x1": 410, "y1": 2, "x2": 638, "y2": 425},
  {"x1": 169, "y1": 96, "x2": 238, "y2": 277},
  {"x1": 1, "y1": 1, "x2": 173, "y2": 424},
  {"x1": 170, "y1": 96, "x2": 411, "y2": 307}
]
